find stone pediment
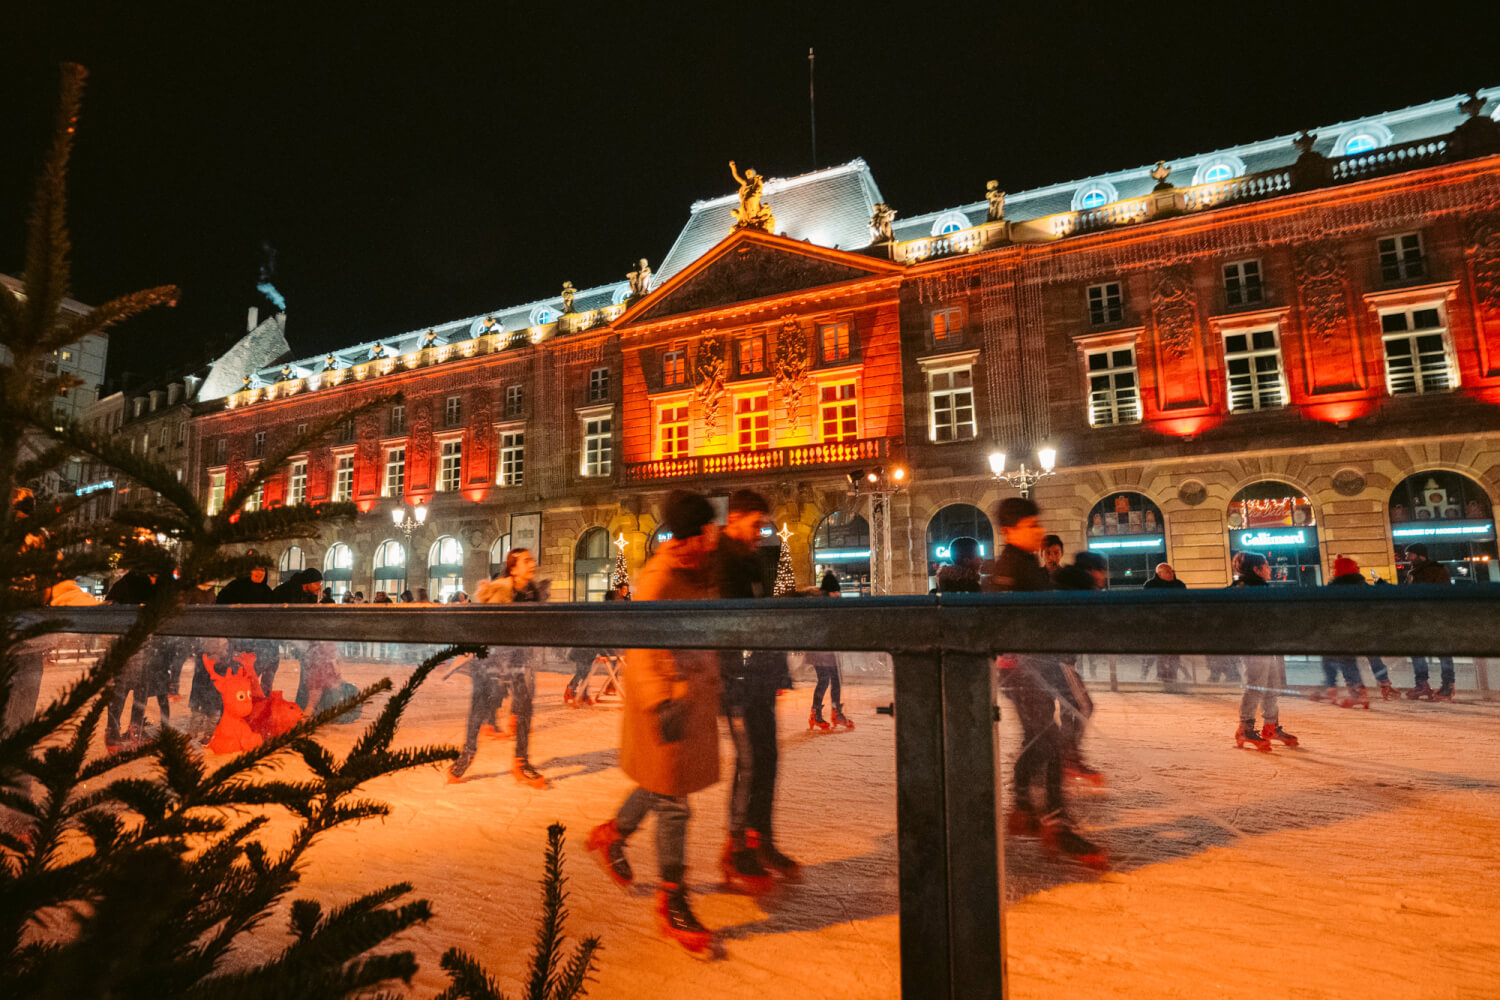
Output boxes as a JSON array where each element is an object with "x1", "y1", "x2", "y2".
[{"x1": 622, "y1": 232, "x2": 897, "y2": 325}]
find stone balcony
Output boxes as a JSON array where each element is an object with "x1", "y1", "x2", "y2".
[{"x1": 622, "y1": 436, "x2": 890, "y2": 483}]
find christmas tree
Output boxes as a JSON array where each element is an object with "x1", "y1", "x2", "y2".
[
  {"x1": 611, "y1": 532, "x2": 629, "y2": 588},
  {"x1": 773, "y1": 523, "x2": 797, "y2": 596}
]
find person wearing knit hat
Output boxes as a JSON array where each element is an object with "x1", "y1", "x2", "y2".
[{"x1": 1320, "y1": 554, "x2": 1396, "y2": 704}]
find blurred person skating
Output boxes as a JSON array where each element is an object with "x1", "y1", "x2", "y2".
[
  {"x1": 989, "y1": 497, "x2": 1106, "y2": 870},
  {"x1": 1141, "y1": 562, "x2": 1187, "y2": 684},
  {"x1": 714, "y1": 488, "x2": 799, "y2": 889},
  {"x1": 457, "y1": 547, "x2": 547, "y2": 788},
  {"x1": 1206, "y1": 555, "x2": 1245, "y2": 683},
  {"x1": 587, "y1": 490, "x2": 723, "y2": 955},
  {"x1": 565, "y1": 584, "x2": 628, "y2": 707},
  {"x1": 935, "y1": 536, "x2": 984, "y2": 593},
  {"x1": 1316, "y1": 556, "x2": 1393, "y2": 707},
  {"x1": 1233, "y1": 552, "x2": 1298, "y2": 750},
  {"x1": 103, "y1": 568, "x2": 158, "y2": 751},
  {"x1": 807, "y1": 572, "x2": 852, "y2": 731},
  {"x1": 216, "y1": 565, "x2": 281, "y2": 695},
  {"x1": 269, "y1": 568, "x2": 327, "y2": 710},
  {"x1": 1051, "y1": 552, "x2": 1107, "y2": 787},
  {"x1": 1402, "y1": 544, "x2": 1456, "y2": 700}
]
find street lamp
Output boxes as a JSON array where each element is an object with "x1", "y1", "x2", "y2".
[
  {"x1": 391, "y1": 502, "x2": 427, "y2": 595},
  {"x1": 988, "y1": 447, "x2": 1057, "y2": 498},
  {"x1": 844, "y1": 465, "x2": 910, "y2": 595}
]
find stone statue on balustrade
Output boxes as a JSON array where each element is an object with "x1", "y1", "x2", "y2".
[
  {"x1": 628, "y1": 258, "x2": 652, "y2": 299},
  {"x1": 561, "y1": 281, "x2": 577, "y2": 314},
  {"x1": 869, "y1": 202, "x2": 896, "y2": 243},
  {"x1": 729, "y1": 161, "x2": 776, "y2": 233},
  {"x1": 986, "y1": 180, "x2": 1006, "y2": 222}
]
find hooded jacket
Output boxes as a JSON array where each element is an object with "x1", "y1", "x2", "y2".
[
  {"x1": 216, "y1": 574, "x2": 275, "y2": 605},
  {"x1": 935, "y1": 561, "x2": 983, "y2": 594},
  {"x1": 271, "y1": 568, "x2": 323, "y2": 603}
]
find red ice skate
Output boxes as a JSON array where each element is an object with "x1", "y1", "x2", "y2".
[
  {"x1": 1336, "y1": 686, "x2": 1370, "y2": 710},
  {"x1": 1309, "y1": 686, "x2": 1337, "y2": 702},
  {"x1": 1378, "y1": 681, "x2": 1399, "y2": 701},
  {"x1": 511, "y1": 757, "x2": 548, "y2": 789},
  {"x1": 721, "y1": 833, "x2": 777, "y2": 895},
  {"x1": 830, "y1": 703, "x2": 855, "y2": 730},
  {"x1": 655, "y1": 882, "x2": 714, "y2": 955},
  {"x1": 1040, "y1": 811, "x2": 1108, "y2": 871},
  {"x1": 1260, "y1": 723, "x2": 1299, "y2": 747},
  {"x1": 1066, "y1": 760, "x2": 1106, "y2": 787},
  {"x1": 749, "y1": 829, "x2": 802, "y2": 883},
  {"x1": 1235, "y1": 721, "x2": 1272, "y2": 752},
  {"x1": 808, "y1": 708, "x2": 830, "y2": 731},
  {"x1": 586, "y1": 820, "x2": 633, "y2": 888}
]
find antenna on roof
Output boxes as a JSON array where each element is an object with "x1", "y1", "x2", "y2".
[{"x1": 808, "y1": 47, "x2": 817, "y2": 170}]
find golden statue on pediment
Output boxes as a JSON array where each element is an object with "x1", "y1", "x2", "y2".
[{"x1": 729, "y1": 161, "x2": 776, "y2": 233}]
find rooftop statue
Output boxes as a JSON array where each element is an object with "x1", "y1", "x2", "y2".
[
  {"x1": 869, "y1": 202, "x2": 896, "y2": 243},
  {"x1": 561, "y1": 281, "x2": 577, "y2": 314},
  {"x1": 986, "y1": 180, "x2": 1005, "y2": 222},
  {"x1": 729, "y1": 160, "x2": 776, "y2": 233},
  {"x1": 628, "y1": 258, "x2": 652, "y2": 298}
]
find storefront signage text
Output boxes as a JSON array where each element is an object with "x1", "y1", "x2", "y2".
[
  {"x1": 75, "y1": 479, "x2": 114, "y2": 496},
  {"x1": 932, "y1": 543, "x2": 987, "y2": 560},
  {"x1": 1391, "y1": 520, "x2": 1496, "y2": 541},
  {"x1": 1238, "y1": 530, "x2": 1307, "y2": 548},
  {"x1": 1087, "y1": 536, "x2": 1165, "y2": 551}
]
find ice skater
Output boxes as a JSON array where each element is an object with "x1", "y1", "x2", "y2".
[
  {"x1": 1232, "y1": 552, "x2": 1299, "y2": 751},
  {"x1": 807, "y1": 572, "x2": 852, "y2": 730}
]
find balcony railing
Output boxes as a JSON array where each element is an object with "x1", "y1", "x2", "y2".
[{"x1": 623, "y1": 436, "x2": 888, "y2": 483}]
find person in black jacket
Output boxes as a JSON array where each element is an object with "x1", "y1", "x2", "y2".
[
  {"x1": 103, "y1": 569, "x2": 158, "y2": 750},
  {"x1": 216, "y1": 566, "x2": 280, "y2": 694},
  {"x1": 1319, "y1": 555, "x2": 1395, "y2": 705},
  {"x1": 935, "y1": 536, "x2": 984, "y2": 593},
  {"x1": 1403, "y1": 544, "x2": 1455, "y2": 700},
  {"x1": 1233, "y1": 552, "x2": 1298, "y2": 750}
]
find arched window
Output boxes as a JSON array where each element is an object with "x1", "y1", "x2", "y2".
[
  {"x1": 1227, "y1": 481, "x2": 1321, "y2": 587},
  {"x1": 1342, "y1": 134, "x2": 1376, "y2": 155},
  {"x1": 611, "y1": 283, "x2": 633, "y2": 305},
  {"x1": 925, "y1": 503, "x2": 993, "y2": 588},
  {"x1": 812, "y1": 512, "x2": 870, "y2": 597},
  {"x1": 428, "y1": 535, "x2": 465, "y2": 602},
  {"x1": 489, "y1": 535, "x2": 511, "y2": 578},
  {"x1": 373, "y1": 538, "x2": 407, "y2": 597},
  {"x1": 574, "y1": 527, "x2": 612, "y2": 601},
  {"x1": 530, "y1": 304, "x2": 560, "y2": 327},
  {"x1": 1192, "y1": 154, "x2": 1246, "y2": 185},
  {"x1": 278, "y1": 545, "x2": 306, "y2": 587},
  {"x1": 323, "y1": 543, "x2": 353, "y2": 597},
  {"x1": 1335, "y1": 123, "x2": 1392, "y2": 157},
  {"x1": 930, "y1": 212, "x2": 971, "y2": 237},
  {"x1": 1085, "y1": 492, "x2": 1167, "y2": 589},
  {"x1": 1072, "y1": 181, "x2": 1118, "y2": 211},
  {"x1": 1389, "y1": 471, "x2": 1498, "y2": 584}
]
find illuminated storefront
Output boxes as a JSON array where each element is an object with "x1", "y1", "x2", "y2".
[
  {"x1": 1085, "y1": 492, "x2": 1166, "y2": 589},
  {"x1": 925, "y1": 503, "x2": 992, "y2": 589},
  {"x1": 812, "y1": 512, "x2": 870, "y2": 596},
  {"x1": 1389, "y1": 471, "x2": 1498, "y2": 583},
  {"x1": 1227, "y1": 482, "x2": 1321, "y2": 587}
]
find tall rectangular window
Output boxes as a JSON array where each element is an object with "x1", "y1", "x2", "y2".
[
  {"x1": 498, "y1": 431, "x2": 524, "y2": 486},
  {"x1": 1224, "y1": 329, "x2": 1287, "y2": 412},
  {"x1": 252, "y1": 431, "x2": 265, "y2": 458},
  {"x1": 1223, "y1": 260, "x2": 1263, "y2": 307},
  {"x1": 930, "y1": 308, "x2": 963, "y2": 348},
  {"x1": 288, "y1": 461, "x2": 307, "y2": 506},
  {"x1": 338, "y1": 418, "x2": 356, "y2": 444},
  {"x1": 214, "y1": 438, "x2": 227, "y2": 464},
  {"x1": 207, "y1": 472, "x2": 226, "y2": 516},
  {"x1": 333, "y1": 455, "x2": 354, "y2": 502},
  {"x1": 383, "y1": 447, "x2": 405, "y2": 497},
  {"x1": 736, "y1": 337, "x2": 765, "y2": 376},
  {"x1": 438, "y1": 440, "x2": 462, "y2": 491},
  {"x1": 444, "y1": 395, "x2": 462, "y2": 427},
  {"x1": 819, "y1": 322, "x2": 851, "y2": 363},
  {"x1": 658, "y1": 404, "x2": 690, "y2": 459},
  {"x1": 588, "y1": 367, "x2": 610, "y2": 402},
  {"x1": 662, "y1": 350, "x2": 686, "y2": 387},
  {"x1": 1378, "y1": 233, "x2": 1425, "y2": 282},
  {"x1": 505, "y1": 385, "x2": 524, "y2": 418},
  {"x1": 1382, "y1": 306, "x2": 1455, "y2": 396},
  {"x1": 390, "y1": 404, "x2": 405, "y2": 434},
  {"x1": 1087, "y1": 282, "x2": 1123, "y2": 325},
  {"x1": 1086, "y1": 348, "x2": 1141, "y2": 426},
  {"x1": 582, "y1": 417, "x2": 612, "y2": 476},
  {"x1": 928, "y1": 367, "x2": 976, "y2": 442},
  {"x1": 819, "y1": 382, "x2": 858, "y2": 442},
  {"x1": 176, "y1": 421, "x2": 187, "y2": 446},
  {"x1": 244, "y1": 474, "x2": 264, "y2": 513},
  {"x1": 735, "y1": 394, "x2": 770, "y2": 451}
]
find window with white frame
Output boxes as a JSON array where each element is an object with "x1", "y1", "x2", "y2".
[
  {"x1": 444, "y1": 395, "x2": 463, "y2": 427},
  {"x1": 176, "y1": 421, "x2": 187, "y2": 446},
  {"x1": 207, "y1": 471, "x2": 226, "y2": 516},
  {"x1": 1087, "y1": 282, "x2": 1123, "y2": 325},
  {"x1": 295, "y1": 422, "x2": 307, "y2": 438},
  {"x1": 928, "y1": 366, "x2": 976, "y2": 442},
  {"x1": 504, "y1": 385, "x2": 524, "y2": 418},
  {"x1": 288, "y1": 461, "x2": 308, "y2": 505},
  {"x1": 1381, "y1": 306, "x2": 1455, "y2": 396},
  {"x1": 930, "y1": 307, "x2": 962, "y2": 348},
  {"x1": 820, "y1": 382, "x2": 858, "y2": 442},
  {"x1": 581, "y1": 416, "x2": 612, "y2": 476},
  {"x1": 390, "y1": 404, "x2": 405, "y2": 434},
  {"x1": 662, "y1": 350, "x2": 687, "y2": 387},
  {"x1": 1223, "y1": 329, "x2": 1287, "y2": 412},
  {"x1": 1378, "y1": 233, "x2": 1425, "y2": 283},
  {"x1": 819, "y1": 321, "x2": 851, "y2": 363},
  {"x1": 383, "y1": 447, "x2": 406, "y2": 496},
  {"x1": 658, "y1": 404, "x2": 690, "y2": 459},
  {"x1": 252, "y1": 431, "x2": 265, "y2": 458},
  {"x1": 1085, "y1": 347, "x2": 1141, "y2": 426},
  {"x1": 245, "y1": 475, "x2": 264, "y2": 513},
  {"x1": 498, "y1": 430, "x2": 524, "y2": 486},
  {"x1": 1072, "y1": 181, "x2": 1118, "y2": 211},
  {"x1": 735, "y1": 394, "x2": 770, "y2": 451},
  {"x1": 1224, "y1": 260, "x2": 1263, "y2": 307},
  {"x1": 333, "y1": 455, "x2": 354, "y2": 502},
  {"x1": 588, "y1": 367, "x2": 610, "y2": 402},
  {"x1": 438, "y1": 439, "x2": 462, "y2": 491},
  {"x1": 736, "y1": 337, "x2": 765, "y2": 376}
]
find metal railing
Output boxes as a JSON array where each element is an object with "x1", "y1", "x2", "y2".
[
  {"x1": 31, "y1": 587, "x2": 1500, "y2": 999},
  {"x1": 622, "y1": 435, "x2": 889, "y2": 483}
]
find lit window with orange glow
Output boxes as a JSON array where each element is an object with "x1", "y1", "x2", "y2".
[
  {"x1": 658, "y1": 404, "x2": 690, "y2": 459},
  {"x1": 927, "y1": 367, "x2": 976, "y2": 442},
  {"x1": 438, "y1": 440, "x2": 462, "y2": 492},
  {"x1": 207, "y1": 471, "x2": 226, "y2": 516},
  {"x1": 288, "y1": 461, "x2": 308, "y2": 506},
  {"x1": 662, "y1": 349, "x2": 687, "y2": 387},
  {"x1": 383, "y1": 447, "x2": 406, "y2": 497},
  {"x1": 498, "y1": 431, "x2": 524, "y2": 486},
  {"x1": 737, "y1": 336, "x2": 766, "y2": 376},
  {"x1": 820, "y1": 383, "x2": 858, "y2": 442},
  {"x1": 930, "y1": 308, "x2": 963, "y2": 348},
  {"x1": 736, "y1": 395, "x2": 770, "y2": 451},
  {"x1": 1086, "y1": 348, "x2": 1141, "y2": 426},
  {"x1": 819, "y1": 322, "x2": 851, "y2": 364},
  {"x1": 1381, "y1": 306, "x2": 1455, "y2": 396},
  {"x1": 332, "y1": 455, "x2": 354, "y2": 502}
]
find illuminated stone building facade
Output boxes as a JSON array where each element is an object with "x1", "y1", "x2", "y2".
[{"x1": 196, "y1": 88, "x2": 1500, "y2": 596}]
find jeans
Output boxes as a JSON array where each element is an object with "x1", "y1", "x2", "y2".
[
  {"x1": 1058, "y1": 662, "x2": 1093, "y2": 763},
  {"x1": 566, "y1": 656, "x2": 593, "y2": 696},
  {"x1": 1321, "y1": 656, "x2": 1363, "y2": 689},
  {"x1": 726, "y1": 671, "x2": 779, "y2": 838},
  {"x1": 501, "y1": 667, "x2": 534, "y2": 760},
  {"x1": 463, "y1": 669, "x2": 504, "y2": 753},
  {"x1": 1411, "y1": 656, "x2": 1455, "y2": 687},
  {"x1": 1239, "y1": 655, "x2": 1284, "y2": 726},
  {"x1": 812, "y1": 664, "x2": 842, "y2": 711},
  {"x1": 1367, "y1": 657, "x2": 1390, "y2": 684},
  {"x1": 1207, "y1": 655, "x2": 1242, "y2": 682},
  {"x1": 1001, "y1": 656, "x2": 1066, "y2": 815},
  {"x1": 616, "y1": 787, "x2": 691, "y2": 883}
]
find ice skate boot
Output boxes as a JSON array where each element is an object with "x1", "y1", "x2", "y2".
[
  {"x1": 1235, "y1": 720, "x2": 1272, "y2": 752},
  {"x1": 1379, "y1": 680, "x2": 1398, "y2": 701},
  {"x1": 446, "y1": 750, "x2": 475, "y2": 783},
  {"x1": 1310, "y1": 686, "x2": 1337, "y2": 702},
  {"x1": 749, "y1": 829, "x2": 802, "y2": 883},
  {"x1": 1346, "y1": 685, "x2": 1370, "y2": 709},
  {"x1": 586, "y1": 820, "x2": 633, "y2": 888},
  {"x1": 1006, "y1": 804, "x2": 1040, "y2": 837},
  {"x1": 1260, "y1": 723, "x2": 1299, "y2": 747},
  {"x1": 1406, "y1": 681, "x2": 1434, "y2": 701},
  {"x1": 1040, "y1": 811, "x2": 1108, "y2": 870},
  {"x1": 1066, "y1": 760, "x2": 1106, "y2": 787},
  {"x1": 563, "y1": 686, "x2": 577, "y2": 707},
  {"x1": 1433, "y1": 683, "x2": 1455, "y2": 702},
  {"x1": 830, "y1": 703, "x2": 854, "y2": 730},
  {"x1": 721, "y1": 832, "x2": 777, "y2": 895},
  {"x1": 511, "y1": 757, "x2": 548, "y2": 789},
  {"x1": 808, "y1": 707, "x2": 830, "y2": 731},
  {"x1": 655, "y1": 882, "x2": 714, "y2": 955}
]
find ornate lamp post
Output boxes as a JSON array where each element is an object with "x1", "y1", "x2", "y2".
[
  {"x1": 988, "y1": 447, "x2": 1057, "y2": 498},
  {"x1": 391, "y1": 502, "x2": 427, "y2": 593},
  {"x1": 845, "y1": 465, "x2": 909, "y2": 595}
]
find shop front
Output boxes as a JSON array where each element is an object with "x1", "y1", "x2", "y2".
[
  {"x1": 1389, "y1": 471, "x2": 1499, "y2": 583},
  {"x1": 925, "y1": 503, "x2": 993, "y2": 590},
  {"x1": 1227, "y1": 481, "x2": 1321, "y2": 587},
  {"x1": 1084, "y1": 492, "x2": 1167, "y2": 589},
  {"x1": 812, "y1": 512, "x2": 870, "y2": 596}
]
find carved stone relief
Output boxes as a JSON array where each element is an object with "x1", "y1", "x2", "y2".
[
  {"x1": 693, "y1": 334, "x2": 727, "y2": 438},
  {"x1": 772, "y1": 317, "x2": 809, "y2": 426},
  {"x1": 1295, "y1": 245, "x2": 1349, "y2": 347},
  {"x1": 1332, "y1": 468, "x2": 1367, "y2": 497},
  {"x1": 1177, "y1": 480, "x2": 1208, "y2": 506},
  {"x1": 1150, "y1": 271, "x2": 1198, "y2": 360},
  {"x1": 1469, "y1": 215, "x2": 1500, "y2": 313}
]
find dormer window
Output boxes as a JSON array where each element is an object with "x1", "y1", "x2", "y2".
[
  {"x1": 930, "y1": 212, "x2": 971, "y2": 236},
  {"x1": 1335, "y1": 122, "x2": 1392, "y2": 157},
  {"x1": 530, "y1": 304, "x2": 559, "y2": 326},
  {"x1": 1343, "y1": 135, "x2": 1377, "y2": 155},
  {"x1": 1072, "y1": 181, "x2": 1119, "y2": 211},
  {"x1": 1192, "y1": 154, "x2": 1246, "y2": 185}
]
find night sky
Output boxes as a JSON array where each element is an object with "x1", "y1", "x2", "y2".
[{"x1": 2, "y1": 2, "x2": 1493, "y2": 386}]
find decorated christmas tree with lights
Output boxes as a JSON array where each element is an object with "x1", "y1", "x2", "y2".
[
  {"x1": 773, "y1": 523, "x2": 797, "y2": 596},
  {"x1": 611, "y1": 532, "x2": 629, "y2": 589}
]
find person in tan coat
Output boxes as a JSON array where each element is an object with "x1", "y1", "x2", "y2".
[{"x1": 588, "y1": 490, "x2": 722, "y2": 955}]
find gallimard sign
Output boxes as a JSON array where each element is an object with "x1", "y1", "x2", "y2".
[{"x1": 1234, "y1": 529, "x2": 1312, "y2": 549}]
